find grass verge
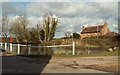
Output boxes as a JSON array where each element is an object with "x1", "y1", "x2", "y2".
[{"x1": 53, "y1": 50, "x2": 119, "y2": 57}]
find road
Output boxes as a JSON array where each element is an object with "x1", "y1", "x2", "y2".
[
  {"x1": 1, "y1": 55, "x2": 51, "y2": 75},
  {"x1": 0, "y1": 55, "x2": 118, "y2": 75}
]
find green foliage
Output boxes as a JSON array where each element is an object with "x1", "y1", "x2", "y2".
[
  {"x1": 72, "y1": 32, "x2": 80, "y2": 38},
  {"x1": 29, "y1": 28, "x2": 45, "y2": 44},
  {"x1": 43, "y1": 15, "x2": 58, "y2": 43},
  {"x1": 49, "y1": 18, "x2": 58, "y2": 40},
  {"x1": 39, "y1": 29, "x2": 45, "y2": 41},
  {"x1": 44, "y1": 17, "x2": 50, "y2": 42},
  {"x1": 63, "y1": 32, "x2": 80, "y2": 39}
]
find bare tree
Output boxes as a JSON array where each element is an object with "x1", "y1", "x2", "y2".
[
  {"x1": 29, "y1": 25, "x2": 45, "y2": 44},
  {"x1": 2, "y1": 15, "x2": 9, "y2": 43},
  {"x1": 35, "y1": 13, "x2": 59, "y2": 55},
  {"x1": 42, "y1": 13, "x2": 59, "y2": 44},
  {"x1": 36, "y1": 24, "x2": 45, "y2": 44},
  {"x1": 113, "y1": 18, "x2": 120, "y2": 30},
  {"x1": 11, "y1": 13, "x2": 59, "y2": 45},
  {"x1": 11, "y1": 15, "x2": 30, "y2": 44},
  {"x1": 64, "y1": 31, "x2": 71, "y2": 39}
]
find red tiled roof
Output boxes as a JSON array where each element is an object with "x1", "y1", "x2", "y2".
[{"x1": 81, "y1": 25, "x2": 104, "y2": 34}]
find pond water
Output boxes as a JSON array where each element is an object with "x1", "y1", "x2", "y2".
[
  {"x1": 52, "y1": 47, "x2": 107, "y2": 55},
  {"x1": 2, "y1": 44, "x2": 107, "y2": 55}
]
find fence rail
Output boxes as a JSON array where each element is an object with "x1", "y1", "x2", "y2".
[{"x1": 0, "y1": 42, "x2": 75, "y2": 55}]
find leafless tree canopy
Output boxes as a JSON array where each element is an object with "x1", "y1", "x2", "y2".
[
  {"x1": 11, "y1": 13, "x2": 59, "y2": 45},
  {"x1": 1, "y1": 15, "x2": 9, "y2": 42},
  {"x1": 11, "y1": 15, "x2": 30, "y2": 43},
  {"x1": 42, "y1": 13, "x2": 59, "y2": 43}
]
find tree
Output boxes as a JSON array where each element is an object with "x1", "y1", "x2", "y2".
[
  {"x1": 1, "y1": 2, "x2": 13, "y2": 43},
  {"x1": 64, "y1": 31, "x2": 71, "y2": 39},
  {"x1": 11, "y1": 13, "x2": 59, "y2": 45},
  {"x1": 11, "y1": 15, "x2": 30, "y2": 44},
  {"x1": 29, "y1": 13, "x2": 59, "y2": 45},
  {"x1": 42, "y1": 13, "x2": 59, "y2": 43},
  {"x1": 113, "y1": 17, "x2": 120, "y2": 30},
  {"x1": 29, "y1": 25, "x2": 45, "y2": 44},
  {"x1": 37, "y1": 13, "x2": 59, "y2": 55},
  {"x1": 2, "y1": 16, "x2": 9, "y2": 42},
  {"x1": 72, "y1": 32, "x2": 80, "y2": 38},
  {"x1": 113, "y1": 18, "x2": 120, "y2": 42},
  {"x1": 64, "y1": 32, "x2": 80, "y2": 39}
]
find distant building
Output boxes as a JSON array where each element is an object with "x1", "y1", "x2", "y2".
[{"x1": 80, "y1": 21, "x2": 117, "y2": 39}]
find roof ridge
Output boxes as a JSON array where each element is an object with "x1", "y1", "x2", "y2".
[{"x1": 84, "y1": 25, "x2": 104, "y2": 28}]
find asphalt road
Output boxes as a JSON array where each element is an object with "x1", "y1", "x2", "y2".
[{"x1": 1, "y1": 55, "x2": 51, "y2": 75}]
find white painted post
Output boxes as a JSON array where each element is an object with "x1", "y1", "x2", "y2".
[
  {"x1": 0, "y1": 42, "x2": 2, "y2": 46},
  {"x1": 5, "y1": 43, "x2": 7, "y2": 50},
  {"x1": 28, "y1": 45, "x2": 31, "y2": 55},
  {"x1": 10, "y1": 43, "x2": 12, "y2": 52},
  {"x1": 72, "y1": 42, "x2": 75, "y2": 55},
  {"x1": 17, "y1": 44, "x2": 20, "y2": 54},
  {"x1": 39, "y1": 44, "x2": 41, "y2": 55}
]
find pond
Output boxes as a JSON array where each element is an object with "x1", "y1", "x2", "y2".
[
  {"x1": 2, "y1": 44, "x2": 108, "y2": 55},
  {"x1": 52, "y1": 47, "x2": 107, "y2": 55}
]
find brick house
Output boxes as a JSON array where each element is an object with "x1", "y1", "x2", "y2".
[{"x1": 80, "y1": 21, "x2": 117, "y2": 39}]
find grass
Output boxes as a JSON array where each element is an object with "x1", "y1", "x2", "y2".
[
  {"x1": 53, "y1": 50, "x2": 119, "y2": 57},
  {"x1": 86, "y1": 45, "x2": 100, "y2": 48},
  {"x1": 96, "y1": 50, "x2": 119, "y2": 56}
]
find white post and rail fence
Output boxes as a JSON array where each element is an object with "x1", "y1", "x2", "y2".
[{"x1": 0, "y1": 42, "x2": 75, "y2": 55}]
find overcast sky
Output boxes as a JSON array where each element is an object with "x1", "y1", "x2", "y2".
[{"x1": 1, "y1": 0, "x2": 119, "y2": 38}]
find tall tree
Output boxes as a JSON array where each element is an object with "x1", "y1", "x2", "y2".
[
  {"x1": 72, "y1": 32, "x2": 80, "y2": 38},
  {"x1": 11, "y1": 13, "x2": 59, "y2": 45},
  {"x1": 2, "y1": 15, "x2": 9, "y2": 42},
  {"x1": 42, "y1": 13, "x2": 59, "y2": 43},
  {"x1": 64, "y1": 31, "x2": 71, "y2": 39},
  {"x1": 29, "y1": 25, "x2": 45, "y2": 44},
  {"x1": 11, "y1": 15, "x2": 30, "y2": 43}
]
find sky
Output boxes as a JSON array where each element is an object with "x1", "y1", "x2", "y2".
[{"x1": 0, "y1": 0, "x2": 119, "y2": 38}]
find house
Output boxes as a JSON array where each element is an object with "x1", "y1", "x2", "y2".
[{"x1": 80, "y1": 21, "x2": 117, "y2": 39}]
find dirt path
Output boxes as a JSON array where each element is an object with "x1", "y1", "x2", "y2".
[{"x1": 42, "y1": 56, "x2": 119, "y2": 73}]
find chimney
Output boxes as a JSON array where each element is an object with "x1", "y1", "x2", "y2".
[{"x1": 104, "y1": 21, "x2": 108, "y2": 26}]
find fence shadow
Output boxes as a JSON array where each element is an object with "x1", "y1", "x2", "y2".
[{"x1": 2, "y1": 55, "x2": 52, "y2": 75}]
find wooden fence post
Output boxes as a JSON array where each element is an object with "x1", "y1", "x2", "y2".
[
  {"x1": 72, "y1": 42, "x2": 75, "y2": 55},
  {"x1": 17, "y1": 44, "x2": 20, "y2": 54},
  {"x1": 1, "y1": 42, "x2": 2, "y2": 46},
  {"x1": 28, "y1": 45, "x2": 31, "y2": 55},
  {"x1": 5, "y1": 43, "x2": 7, "y2": 50},
  {"x1": 10, "y1": 43, "x2": 12, "y2": 52}
]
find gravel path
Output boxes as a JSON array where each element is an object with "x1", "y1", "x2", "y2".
[{"x1": 42, "y1": 56, "x2": 118, "y2": 73}]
